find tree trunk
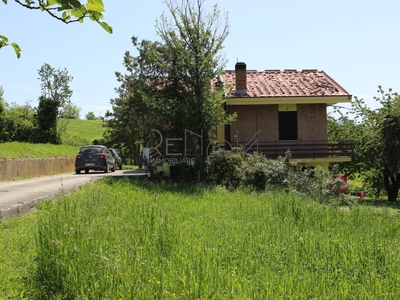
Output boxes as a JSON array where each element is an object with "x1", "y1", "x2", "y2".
[
  {"x1": 198, "y1": 130, "x2": 210, "y2": 182},
  {"x1": 383, "y1": 171, "x2": 400, "y2": 202},
  {"x1": 199, "y1": 154, "x2": 205, "y2": 182},
  {"x1": 387, "y1": 188, "x2": 399, "y2": 202},
  {"x1": 136, "y1": 144, "x2": 143, "y2": 168}
]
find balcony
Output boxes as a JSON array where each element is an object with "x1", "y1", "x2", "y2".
[{"x1": 222, "y1": 140, "x2": 353, "y2": 160}]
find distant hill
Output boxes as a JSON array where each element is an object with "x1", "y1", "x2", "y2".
[{"x1": 60, "y1": 118, "x2": 105, "y2": 147}]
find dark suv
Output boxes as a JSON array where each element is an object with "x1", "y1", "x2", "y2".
[{"x1": 75, "y1": 145, "x2": 116, "y2": 174}]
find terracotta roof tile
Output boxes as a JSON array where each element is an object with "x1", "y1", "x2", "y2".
[{"x1": 217, "y1": 69, "x2": 350, "y2": 98}]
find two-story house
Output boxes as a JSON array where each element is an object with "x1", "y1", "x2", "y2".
[{"x1": 214, "y1": 62, "x2": 352, "y2": 170}]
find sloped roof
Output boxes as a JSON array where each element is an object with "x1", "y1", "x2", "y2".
[{"x1": 216, "y1": 69, "x2": 350, "y2": 98}]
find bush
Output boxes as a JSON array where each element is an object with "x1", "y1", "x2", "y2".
[
  {"x1": 205, "y1": 150, "x2": 343, "y2": 201},
  {"x1": 242, "y1": 153, "x2": 269, "y2": 192},
  {"x1": 205, "y1": 150, "x2": 243, "y2": 190},
  {"x1": 0, "y1": 102, "x2": 36, "y2": 142}
]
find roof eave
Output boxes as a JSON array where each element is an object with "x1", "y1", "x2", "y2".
[{"x1": 225, "y1": 95, "x2": 352, "y2": 106}]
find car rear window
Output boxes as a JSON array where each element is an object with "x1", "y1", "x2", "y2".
[{"x1": 79, "y1": 147, "x2": 104, "y2": 154}]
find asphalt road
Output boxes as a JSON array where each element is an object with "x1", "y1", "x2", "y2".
[{"x1": 0, "y1": 169, "x2": 147, "y2": 221}]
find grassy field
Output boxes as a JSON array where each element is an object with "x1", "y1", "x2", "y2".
[
  {"x1": 0, "y1": 141, "x2": 78, "y2": 159},
  {"x1": 1, "y1": 179, "x2": 400, "y2": 299},
  {"x1": 60, "y1": 118, "x2": 105, "y2": 147},
  {"x1": 0, "y1": 119, "x2": 105, "y2": 159}
]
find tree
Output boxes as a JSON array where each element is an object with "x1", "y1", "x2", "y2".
[
  {"x1": 329, "y1": 86, "x2": 400, "y2": 200},
  {"x1": 328, "y1": 101, "x2": 384, "y2": 197},
  {"x1": 382, "y1": 114, "x2": 400, "y2": 202},
  {"x1": 35, "y1": 63, "x2": 74, "y2": 143},
  {"x1": 0, "y1": 86, "x2": 6, "y2": 140},
  {"x1": 85, "y1": 111, "x2": 96, "y2": 120},
  {"x1": 104, "y1": 40, "x2": 161, "y2": 167},
  {"x1": 36, "y1": 96, "x2": 60, "y2": 143},
  {"x1": 60, "y1": 102, "x2": 81, "y2": 119},
  {"x1": 0, "y1": 98, "x2": 36, "y2": 143},
  {"x1": 157, "y1": 0, "x2": 231, "y2": 180},
  {"x1": 0, "y1": 86, "x2": 4, "y2": 115},
  {"x1": 1, "y1": 0, "x2": 112, "y2": 58},
  {"x1": 106, "y1": 0, "x2": 233, "y2": 178}
]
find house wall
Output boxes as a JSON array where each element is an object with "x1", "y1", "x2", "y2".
[
  {"x1": 297, "y1": 104, "x2": 328, "y2": 141},
  {"x1": 229, "y1": 105, "x2": 277, "y2": 143},
  {"x1": 227, "y1": 103, "x2": 327, "y2": 143}
]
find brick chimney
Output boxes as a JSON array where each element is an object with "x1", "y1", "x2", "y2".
[{"x1": 235, "y1": 62, "x2": 247, "y2": 95}]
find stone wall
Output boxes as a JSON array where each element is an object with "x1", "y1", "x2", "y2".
[{"x1": 0, "y1": 157, "x2": 75, "y2": 182}]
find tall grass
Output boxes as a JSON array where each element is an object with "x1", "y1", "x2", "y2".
[
  {"x1": 0, "y1": 214, "x2": 37, "y2": 299},
  {"x1": 19, "y1": 179, "x2": 400, "y2": 299}
]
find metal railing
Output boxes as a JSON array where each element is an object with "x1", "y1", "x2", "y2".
[{"x1": 221, "y1": 140, "x2": 353, "y2": 159}]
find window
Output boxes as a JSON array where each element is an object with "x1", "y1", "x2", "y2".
[{"x1": 279, "y1": 111, "x2": 298, "y2": 140}]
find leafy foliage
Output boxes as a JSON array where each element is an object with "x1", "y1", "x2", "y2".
[
  {"x1": 329, "y1": 86, "x2": 400, "y2": 200},
  {"x1": 59, "y1": 102, "x2": 81, "y2": 119},
  {"x1": 34, "y1": 63, "x2": 74, "y2": 144},
  {"x1": 1, "y1": 0, "x2": 111, "y2": 57},
  {"x1": 206, "y1": 150, "x2": 343, "y2": 201},
  {"x1": 205, "y1": 150, "x2": 244, "y2": 190},
  {"x1": 36, "y1": 96, "x2": 60, "y2": 143},
  {"x1": 155, "y1": 0, "x2": 232, "y2": 180},
  {"x1": 381, "y1": 113, "x2": 400, "y2": 201},
  {"x1": 0, "y1": 98, "x2": 36, "y2": 143},
  {"x1": 382, "y1": 114, "x2": 400, "y2": 176},
  {"x1": 85, "y1": 111, "x2": 96, "y2": 120},
  {"x1": 0, "y1": 34, "x2": 21, "y2": 58},
  {"x1": 103, "y1": 47, "x2": 159, "y2": 166},
  {"x1": 104, "y1": 0, "x2": 234, "y2": 178}
]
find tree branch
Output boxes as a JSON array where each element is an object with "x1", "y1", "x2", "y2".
[{"x1": 14, "y1": 0, "x2": 87, "y2": 24}]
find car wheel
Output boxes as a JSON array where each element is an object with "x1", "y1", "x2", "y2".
[
  {"x1": 85, "y1": 170, "x2": 89, "y2": 174},
  {"x1": 75, "y1": 169, "x2": 81, "y2": 174}
]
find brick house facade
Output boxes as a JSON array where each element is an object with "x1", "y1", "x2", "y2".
[{"x1": 215, "y1": 62, "x2": 352, "y2": 170}]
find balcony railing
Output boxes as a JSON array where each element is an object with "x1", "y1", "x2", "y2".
[{"x1": 220, "y1": 140, "x2": 353, "y2": 159}]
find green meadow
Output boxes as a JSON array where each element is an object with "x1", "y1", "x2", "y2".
[
  {"x1": 1, "y1": 179, "x2": 400, "y2": 299},
  {"x1": 0, "y1": 119, "x2": 105, "y2": 159},
  {"x1": 60, "y1": 118, "x2": 105, "y2": 147}
]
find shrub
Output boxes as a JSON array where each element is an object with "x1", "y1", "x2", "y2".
[
  {"x1": 242, "y1": 152, "x2": 269, "y2": 192},
  {"x1": 205, "y1": 150, "x2": 243, "y2": 190},
  {"x1": 205, "y1": 150, "x2": 343, "y2": 201}
]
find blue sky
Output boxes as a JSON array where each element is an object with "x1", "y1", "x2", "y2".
[{"x1": 1, "y1": 0, "x2": 399, "y2": 119}]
